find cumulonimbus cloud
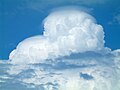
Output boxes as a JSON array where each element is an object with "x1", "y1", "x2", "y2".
[
  {"x1": 0, "y1": 7, "x2": 119, "y2": 90},
  {"x1": 9, "y1": 9, "x2": 108, "y2": 64}
]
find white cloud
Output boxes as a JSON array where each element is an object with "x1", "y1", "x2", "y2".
[
  {"x1": 9, "y1": 8, "x2": 107, "y2": 64},
  {"x1": 4, "y1": 50, "x2": 120, "y2": 90},
  {"x1": 1, "y1": 7, "x2": 119, "y2": 90}
]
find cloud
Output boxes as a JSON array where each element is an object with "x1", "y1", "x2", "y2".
[
  {"x1": 24, "y1": 0, "x2": 108, "y2": 11},
  {"x1": 114, "y1": 14, "x2": 120, "y2": 24},
  {"x1": 109, "y1": 14, "x2": 120, "y2": 25},
  {"x1": 1, "y1": 7, "x2": 119, "y2": 90},
  {"x1": 108, "y1": 8, "x2": 120, "y2": 25},
  {"x1": 3, "y1": 50, "x2": 120, "y2": 90},
  {"x1": 9, "y1": 8, "x2": 108, "y2": 64}
]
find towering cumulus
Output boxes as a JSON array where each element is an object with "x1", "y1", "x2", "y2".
[
  {"x1": 0, "y1": 8, "x2": 119, "y2": 90},
  {"x1": 9, "y1": 9, "x2": 105, "y2": 64}
]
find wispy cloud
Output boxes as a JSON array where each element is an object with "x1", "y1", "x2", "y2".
[
  {"x1": 108, "y1": 7, "x2": 120, "y2": 25},
  {"x1": 23, "y1": 0, "x2": 109, "y2": 11},
  {"x1": 114, "y1": 14, "x2": 120, "y2": 24}
]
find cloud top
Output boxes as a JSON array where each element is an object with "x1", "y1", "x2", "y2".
[{"x1": 9, "y1": 9, "x2": 105, "y2": 64}]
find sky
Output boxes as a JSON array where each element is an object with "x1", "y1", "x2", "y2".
[
  {"x1": 0, "y1": 0, "x2": 120, "y2": 59},
  {"x1": 0, "y1": 1, "x2": 120, "y2": 90}
]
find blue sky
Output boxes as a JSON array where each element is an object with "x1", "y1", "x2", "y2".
[{"x1": 0, "y1": 0, "x2": 120, "y2": 59}]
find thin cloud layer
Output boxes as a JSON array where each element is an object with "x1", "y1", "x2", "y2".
[
  {"x1": 9, "y1": 9, "x2": 106, "y2": 64},
  {"x1": 25, "y1": 0, "x2": 108, "y2": 11}
]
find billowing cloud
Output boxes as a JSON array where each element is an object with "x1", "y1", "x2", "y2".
[
  {"x1": 9, "y1": 9, "x2": 107, "y2": 64},
  {"x1": 0, "y1": 50, "x2": 120, "y2": 90},
  {"x1": 0, "y1": 8, "x2": 120, "y2": 90}
]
